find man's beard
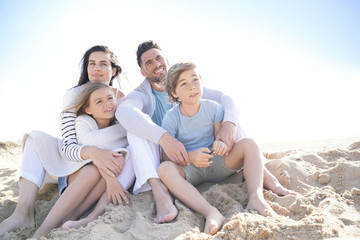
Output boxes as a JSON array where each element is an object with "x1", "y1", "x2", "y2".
[{"x1": 149, "y1": 76, "x2": 165, "y2": 83}]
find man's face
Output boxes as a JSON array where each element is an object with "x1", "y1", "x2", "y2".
[{"x1": 140, "y1": 48, "x2": 168, "y2": 83}]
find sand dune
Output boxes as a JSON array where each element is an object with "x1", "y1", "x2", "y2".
[{"x1": 0, "y1": 138, "x2": 359, "y2": 239}]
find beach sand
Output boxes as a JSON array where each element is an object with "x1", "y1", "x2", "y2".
[{"x1": 0, "y1": 137, "x2": 359, "y2": 240}]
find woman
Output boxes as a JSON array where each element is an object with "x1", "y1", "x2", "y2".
[{"x1": 0, "y1": 46, "x2": 134, "y2": 238}]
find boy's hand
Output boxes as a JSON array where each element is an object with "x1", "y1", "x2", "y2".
[
  {"x1": 215, "y1": 121, "x2": 236, "y2": 155},
  {"x1": 188, "y1": 148, "x2": 213, "y2": 168},
  {"x1": 212, "y1": 140, "x2": 227, "y2": 156}
]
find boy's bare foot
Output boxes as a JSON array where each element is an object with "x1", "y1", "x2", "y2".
[
  {"x1": 263, "y1": 169, "x2": 297, "y2": 196},
  {"x1": 0, "y1": 212, "x2": 34, "y2": 237},
  {"x1": 150, "y1": 179, "x2": 178, "y2": 224},
  {"x1": 246, "y1": 195, "x2": 277, "y2": 216},
  {"x1": 204, "y1": 207, "x2": 225, "y2": 235}
]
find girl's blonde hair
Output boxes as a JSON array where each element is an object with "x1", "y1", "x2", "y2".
[
  {"x1": 164, "y1": 62, "x2": 197, "y2": 103},
  {"x1": 63, "y1": 82, "x2": 116, "y2": 125}
]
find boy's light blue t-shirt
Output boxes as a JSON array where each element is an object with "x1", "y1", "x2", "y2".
[
  {"x1": 151, "y1": 88, "x2": 173, "y2": 126},
  {"x1": 161, "y1": 99, "x2": 224, "y2": 152}
]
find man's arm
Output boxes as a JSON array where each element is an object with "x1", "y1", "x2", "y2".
[{"x1": 202, "y1": 87, "x2": 239, "y2": 153}]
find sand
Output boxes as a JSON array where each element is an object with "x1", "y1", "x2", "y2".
[{"x1": 0, "y1": 138, "x2": 359, "y2": 240}]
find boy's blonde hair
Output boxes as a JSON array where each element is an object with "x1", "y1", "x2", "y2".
[{"x1": 165, "y1": 62, "x2": 197, "y2": 103}]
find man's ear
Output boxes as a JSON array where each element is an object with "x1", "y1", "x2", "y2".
[{"x1": 140, "y1": 68, "x2": 146, "y2": 78}]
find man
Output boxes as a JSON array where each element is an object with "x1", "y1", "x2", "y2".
[{"x1": 116, "y1": 40, "x2": 294, "y2": 223}]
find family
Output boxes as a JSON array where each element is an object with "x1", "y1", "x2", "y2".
[{"x1": 0, "y1": 40, "x2": 296, "y2": 238}]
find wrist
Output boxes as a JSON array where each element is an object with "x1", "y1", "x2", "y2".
[
  {"x1": 80, "y1": 145, "x2": 97, "y2": 160},
  {"x1": 158, "y1": 132, "x2": 170, "y2": 146}
]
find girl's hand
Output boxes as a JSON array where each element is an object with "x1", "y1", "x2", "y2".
[
  {"x1": 82, "y1": 146, "x2": 124, "y2": 177},
  {"x1": 188, "y1": 148, "x2": 213, "y2": 168},
  {"x1": 105, "y1": 176, "x2": 129, "y2": 206},
  {"x1": 212, "y1": 140, "x2": 227, "y2": 156}
]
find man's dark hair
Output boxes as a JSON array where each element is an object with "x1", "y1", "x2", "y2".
[{"x1": 136, "y1": 40, "x2": 162, "y2": 67}]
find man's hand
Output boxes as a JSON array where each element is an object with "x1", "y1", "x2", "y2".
[
  {"x1": 188, "y1": 148, "x2": 213, "y2": 168},
  {"x1": 159, "y1": 132, "x2": 190, "y2": 166},
  {"x1": 215, "y1": 121, "x2": 236, "y2": 155}
]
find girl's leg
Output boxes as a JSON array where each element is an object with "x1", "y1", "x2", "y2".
[
  {"x1": 32, "y1": 165, "x2": 101, "y2": 239},
  {"x1": 0, "y1": 137, "x2": 45, "y2": 237},
  {"x1": 158, "y1": 161, "x2": 224, "y2": 235},
  {"x1": 62, "y1": 178, "x2": 106, "y2": 223},
  {"x1": 63, "y1": 155, "x2": 136, "y2": 229},
  {"x1": 224, "y1": 138, "x2": 276, "y2": 215}
]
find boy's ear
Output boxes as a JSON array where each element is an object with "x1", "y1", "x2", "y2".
[{"x1": 171, "y1": 91, "x2": 178, "y2": 99}]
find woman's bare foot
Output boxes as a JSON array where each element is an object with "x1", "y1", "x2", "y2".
[
  {"x1": 0, "y1": 212, "x2": 34, "y2": 237},
  {"x1": 150, "y1": 179, "x2": 178, "y2": 224},
  {"x1": 204, "y1": 207, "x2": 225, "y2": 235},
  {"x1": 246, "y1": 194, "x2": 277, "y2": 216}
]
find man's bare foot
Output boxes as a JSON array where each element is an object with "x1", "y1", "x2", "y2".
[
  {"x1": 246, "y1": 194, "x2": 277, "y2": 216},
  {"x1": 0, "y1": 212, "x2": 34, "y2": 237},
  {"x1": 204, "y1": 207, "x2": 225, "y2": 235},
  {"x1": 150, "y1": 178, "x2": 178, "y2": 224}
]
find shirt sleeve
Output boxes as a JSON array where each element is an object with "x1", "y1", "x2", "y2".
[
  {"x1": 61, "y1": 87, "x2": 84, "y2": 161},
  {"x1": 116, "y1": 91, "x2": 167, "y2": 144},
  {"x1": 161, "y1": 110, "x2": 177, "y2": 138},
  {"x1": 202, "y1": 87, "x2": 239, "y2": 124}
]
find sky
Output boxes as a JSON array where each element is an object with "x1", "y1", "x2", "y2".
[{"x1": 0, "y1": 0, "x2": 359, "y2": 143}]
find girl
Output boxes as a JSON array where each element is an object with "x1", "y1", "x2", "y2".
[
  {"x1": 33, "y1": 82, "x2": 135, "y2": 238},
  {"x1": 158, "y1": 62, "x2": 279, "y2": 235},
  {"x1": 0, "y1": 46, "x2": 133, "y2": 238}
]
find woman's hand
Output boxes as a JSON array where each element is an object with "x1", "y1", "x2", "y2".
[
  {"x1": 212, "y1": 140, "x2": 228, "y2": 156},
  {"x1": 105, "y1": 176, "x2": 129, "y2": 206},
  {"x1": 188, "y1": 148, "x2": 213, "y2": 168},
  {"x1": 81, "y1": 146, "x2": 124, "y2": 177}
]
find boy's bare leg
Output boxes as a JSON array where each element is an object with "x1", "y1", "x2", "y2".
[
  {"x1": 0, "y1": 178, "x2": 38, "y2": 237},
  {"x1": 158, "y1": 162, "x2": 224, "y2": 235},
  {"x1": 149, "y1": 178, "x2": 178, "y2": 224},
  {"x1": 225, "y1": 138, "x2": 276, "y2": 216}
]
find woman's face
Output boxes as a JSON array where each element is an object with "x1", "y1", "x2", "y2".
[{"x1": 87, "y1": 51, "x2": 116, "y2": 85}]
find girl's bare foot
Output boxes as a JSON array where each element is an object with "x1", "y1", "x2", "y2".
[
  {"x1": 62, "y1": 217, "x2": 91, "y2": 230},
  {"x1": 0, "y1": 212, "x2": 34, "y2": 237},
  {"x1": 204, "y1": 207, "x2": 225, "y2": 235}
]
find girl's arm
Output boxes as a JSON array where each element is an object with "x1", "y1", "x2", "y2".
[{"x1": 61, "y1": 87, "x2": 123, "y2": 176}]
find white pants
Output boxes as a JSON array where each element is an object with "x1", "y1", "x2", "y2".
[
  {"x1": 20, "y1": 137, "x2": 46, "y2": 189},
  {"x1": 127, "y1": 132, "x2": 160, "y2": 195},
  {"x1": 20, "y1": 137, "x2": 136, "y2": 192}
]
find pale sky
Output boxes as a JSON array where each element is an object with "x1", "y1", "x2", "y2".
[{"x1": 0, "y1": 0, "x2": 359, "y2": 143}]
